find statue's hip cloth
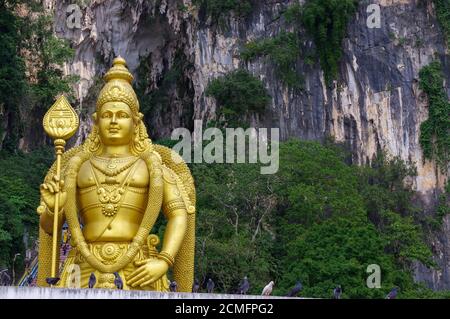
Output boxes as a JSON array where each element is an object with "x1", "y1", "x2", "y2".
[{"x1": 58, "y1": 240, "x2": 169, "y2": 291}]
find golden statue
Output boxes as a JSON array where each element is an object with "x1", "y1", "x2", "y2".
[{"x1": 36, "y1": 57, "x2": 196, "y2": 291}]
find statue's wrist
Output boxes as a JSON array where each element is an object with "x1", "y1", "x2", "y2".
[
  {"x1": 157, "y1": 251, "x2": 175, "y2": 267},
  {"x1": 37, "y1": 202, "x2": 54, "y2": 216},
  {"x1": 44, "y1": 204, "x2": 64, "y2": 216},
  {"x1": 45, "y1": 205, "x2": 54, "y2": 215}
]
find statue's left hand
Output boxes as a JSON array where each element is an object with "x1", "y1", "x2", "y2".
[{"x1": 126, "y1": 258, "x2": 169, "y2": 288}]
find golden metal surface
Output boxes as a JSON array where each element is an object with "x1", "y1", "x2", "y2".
[
  {"x1": 43, "y1": 95, "x2": 79, "y2": 141},
  {"x1": 38, "y1": 57, "x2": 196, "y2": 291},
  {"x1": 42, "y1": 95, "x2": 79, "y2": 281}
]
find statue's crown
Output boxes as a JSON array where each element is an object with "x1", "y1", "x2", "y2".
[{"x1": 96, "y1": 56, "x2": 139, "y2": 114}]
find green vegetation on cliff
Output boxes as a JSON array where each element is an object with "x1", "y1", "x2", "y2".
[
  {"x1": 0, "y1": 0, "x2": 76, "y2": 152},
  {"x1": 0, "y1": 0, "x2": 27, "y2": 151},
  {"x1": 418, "y1": 61, "x2": 450, "y2": 171},
  {"x1": 205, "y1": 69, "x2": 270, "y2": 126},
  {"x1": 302, "y1": 0, "x2": 359, "y2": 84},
  {"x1": 433, "y1": 0, "x2": 450, "y2": 45},
  {"x1": 241, "y1": 32, "x2": 303, "y2": 89},
  {"x1": 193, "y1": 0, "x2": 255, "y2": 21},
  {"x1": 134, "y1": 51, "x2": 192, "y2": 117},
  {"x1": 27, "y1": 14, "x2": 77, "y2": 112},
  {"x1": 0, "y1": 0, "x2": 76, "y2": 276},
  {"x1": 241, "y1": 1, "x2": 359, "y2": 88}
]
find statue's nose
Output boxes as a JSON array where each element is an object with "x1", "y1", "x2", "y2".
[{"x1": 111, "y1": 113, "x2": 118, "y2": 123}]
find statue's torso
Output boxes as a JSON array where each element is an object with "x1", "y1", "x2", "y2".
[{"x1": 77, "y1": 156, "x2": 149, "y2": 242}]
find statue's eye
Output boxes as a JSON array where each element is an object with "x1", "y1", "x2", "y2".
[
  {"x1": 101, "y1": 112, "x2": 112, "y2": 118},
  {"x1": 119, "y1": 112, "x2": 129, "y2": 118}
]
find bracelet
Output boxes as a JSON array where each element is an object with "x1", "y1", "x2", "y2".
[
  {"x1": 163, "y1": 199, "x2": 186, "y2": 214},
  {"x1": 44, "y1": 205, "x2": 64, "y2": 216},
  {"x1": 45, "y1": 205, "x2": 54, "y2": 216},
  {"x1": 157, "y1": 251, "x2": 175, "y2": 267}
]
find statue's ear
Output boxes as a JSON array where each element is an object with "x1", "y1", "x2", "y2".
[{"x1": 92, "y1": 112, "x2": 97, "y2": 122}]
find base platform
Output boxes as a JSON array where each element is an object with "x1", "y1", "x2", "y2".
[{"x1": 0, "y1": 286, "x2": 297, "y2": 299}]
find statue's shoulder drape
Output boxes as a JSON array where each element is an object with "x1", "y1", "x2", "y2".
[{"x1": 153, "y1": 144, "x2": 196, "y2": 292}]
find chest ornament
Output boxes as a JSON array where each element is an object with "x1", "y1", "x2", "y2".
[{"x1": 89, "y1": 156, "x2": 140, "y2": 217}]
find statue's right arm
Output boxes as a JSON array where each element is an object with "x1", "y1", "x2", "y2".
[{"x1": 38, "y1": 175, "x2": 67, "y2": 235}]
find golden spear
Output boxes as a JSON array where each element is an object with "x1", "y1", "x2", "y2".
[{"x1": 42, "y1": 95, "x2": 79, "y2": 285}]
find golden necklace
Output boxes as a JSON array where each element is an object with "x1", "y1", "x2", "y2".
[
  {"x1": 89, "y1": 159, "x2": 139, "y2": 217},
  {"x1": 90, "y1": 156, "x2": 140, "y2": 177}
]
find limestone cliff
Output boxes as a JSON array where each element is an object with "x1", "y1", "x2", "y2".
[{"x1": 26, "y1": 0, "x2": 450, "y2": 289}]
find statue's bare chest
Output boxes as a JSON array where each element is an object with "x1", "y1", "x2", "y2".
[{"x1": 77, "y1": 157, "x2": 149, "y2": 189}]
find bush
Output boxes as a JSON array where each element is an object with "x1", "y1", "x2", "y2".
[
  {"x1": 205, "y1": 69, "x2": 270, "y2": 127},
  {"x1": 241, "y1": 1, "x2": 359, "y2": 88},
  {"x1": 242, "y1": 32, "x2": 303, "y2": 89},
  {"x1": 302, "y1": 0, "x2": 359, "y2": 85},
  {"x1": 193, "y1": 0, "x2": 254, "y2": 21},
  {"x1": 0, "y1": 147, "x2": 53, "y2": 270},
  {"x1": 418, "y1": 61, "x2": 450, "y2": 171},
  {"x1": 190, "y1": 139, "x2": 442, "y2": 297},
  {"x1": 434, "y1": 0, "x2": 450, "y2": 46}
]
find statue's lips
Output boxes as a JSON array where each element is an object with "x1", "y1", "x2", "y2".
[{"x1": 108, "y1": 128, "x2": 120, "y2": 133}]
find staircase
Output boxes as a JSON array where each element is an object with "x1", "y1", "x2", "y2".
[{"x1": 18, "y1": 234, "x2": 72, "y2": 287}]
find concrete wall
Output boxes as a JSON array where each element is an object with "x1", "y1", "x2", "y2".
[{"x1": 0, "y1": 287, "x2": 294, "y2": 299}]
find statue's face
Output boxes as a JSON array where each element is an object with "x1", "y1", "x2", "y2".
[{"x1": 97, "y1": 101, "x2": 134, "y2": 146}]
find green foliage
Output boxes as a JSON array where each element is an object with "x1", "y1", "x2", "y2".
[
  {"x1": 435, "y1": 186, "x2": 450, "y2": 225},
  {"x1": 25, "y1": 14, "x2": 77, "y2": 110},
  {"x1": 357, "y1": 153, "x2": 418, "y2": 220},
  {"x1": 134, "y1": 50, "x2": 193, "y2": 130},
  {"x1": 275, "y1": 140, "x2": 365, "y2": 228},
  {"x1": 280, "y1": 216, "x2": 398, "y2": 298},
  {"x1": 134, "y1": 54, "x2": 183, "y2": 115},
  {"x1": 241, "y1": 32, "x2": 303, "y2": 89},
  {"x1": 0, "y1": 147, "x2": 53, "y2": 269},
  {"x1": 0, "y1": 1, "x2": 26, "y2": 103},
  {"x1": 191, "y1": 139, "x2": 442, "y2": 297},
  {"x1": 0, "y1": 0, "x2": 30, "y2": 151},
  {"x1": 193, "y1": 160, "x2": 276, "y2": 293},
  {"x1": 433, "y1": 0, "x2": 450, "y2": 45},
  {"x1": 81, "y1": 76, "x2": 103, "y2": 117},
  {"x1": 302, "y1": 0, "x2": 359, "y2": 85},
  {"x1": 205, "y1": 69, "x2": 270, "y2": 127},
  {"x1": 283, "y1": 3, "x2": 303, "y2": 25},
  {"x1": 240, "y1": 0, "x2": 359, "y2": 89},
  {"x1": 356, "y1": 153, "x2": 433, "y2": 268},
  {"x1": 133, "y1": 55, "x2": 153, "y2": 116},
  {"x1": 418, "y1": 61, "x2": 450, "y2": 171},
  {"x1": 133, "y1": 51, "x2": 195, "y2": 140},
  {"x1": 193, "y1": 0, "x2": 254, "y2": 21},
  {"x1": 0, "y1": 0, "x2": 76, "y2": 151},
  {"x1": 0, "y1": 0, "x2": 76, "y2": 271}
]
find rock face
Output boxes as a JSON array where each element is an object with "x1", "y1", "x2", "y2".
[
  {"x1": 34, "y1": 0, "x2": 450, "y2": 288},
  {"x1": 415, "y1": 215, "x2": 450, "y2": 290}
]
